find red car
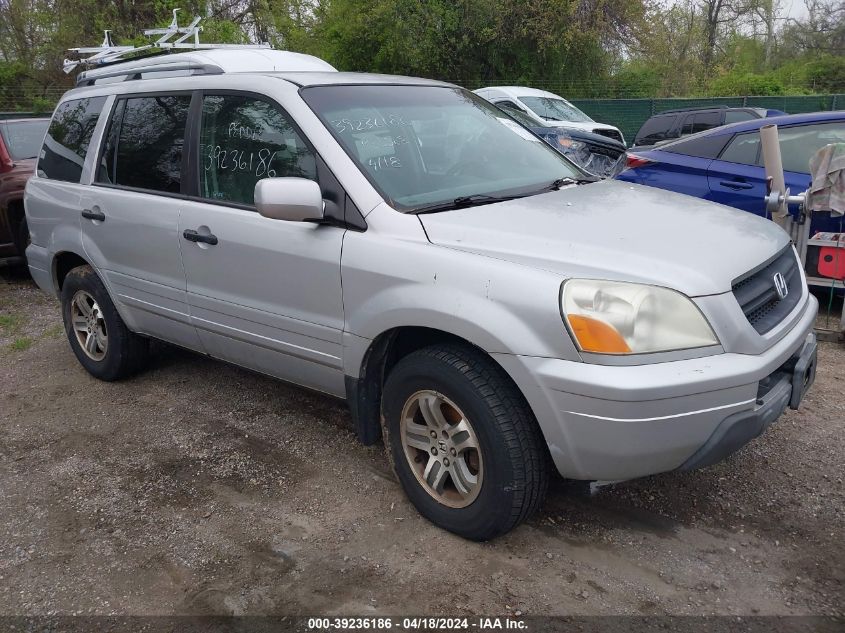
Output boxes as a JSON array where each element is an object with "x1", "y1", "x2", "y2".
[{"x1": 0, "y1": 117, "x2": 50, "y2": 263}]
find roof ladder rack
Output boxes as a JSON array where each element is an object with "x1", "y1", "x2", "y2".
[{"x1": 63, "y1": 8, "x2": 270, "y2": 74}]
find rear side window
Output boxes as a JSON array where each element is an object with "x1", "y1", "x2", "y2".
[
  {"x1": 635, "y1": 115, "x2": 674, "y2": 145},
  {"x1": 38, "y1": 97, "x2": 106, "y2": 182},
  {"x1": 719, "y1": 132, "x2": 760, "y2": 165},
  {"x1": 663, "y1": 133, "x2": 731, "y2": 159},
  {"x1": 682, "y1": 111, "x2": 721, "y2": 135},
  {"x1": 97, "y1": 95, "x2": 191, "y2": 193},
  {"x1": 724, "y1": 110, "x2": 758, "y2": 124},
  {"x1": 199, "y1": 94, "x2": 317, "y2": 206}
]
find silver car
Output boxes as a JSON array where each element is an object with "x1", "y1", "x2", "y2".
[{"x1": 25, "y1": 49, "x2": 818, "y2": 540}]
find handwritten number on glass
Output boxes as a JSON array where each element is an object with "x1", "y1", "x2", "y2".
[{"x1": 205, "y1": 145, "x2": 277, "y2": 178}]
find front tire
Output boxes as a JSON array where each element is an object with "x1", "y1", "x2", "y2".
[
  {"x1": 383, "y1": 344, "x2": 549, "y2": 540},
  {"x1": 60, "y1": 265, "x2": 148, "y2": 381}
]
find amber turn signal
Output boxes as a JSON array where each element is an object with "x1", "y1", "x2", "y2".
[{"x1": 567, "y1": 315, "x2": 631, "y2": 354}]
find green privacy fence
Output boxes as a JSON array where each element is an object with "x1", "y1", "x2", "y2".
[
  {"x1": 569, "y1": 95, "x2": 844, "y2": 145},
  {"x1": 4, "y1": 91, "x2": 843, "y2": 148}
]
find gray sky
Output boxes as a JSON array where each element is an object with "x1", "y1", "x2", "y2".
[
  {"x1": 783, "y1": 1, "x2": 809, "y2": 20},
  {"x1": 665, "y1": 1, "x2": 809, "y2": 20}
]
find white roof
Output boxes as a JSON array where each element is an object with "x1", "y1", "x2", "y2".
[
  {"x1": 474, "y1": 86, "x2": 569, "y2": 101},
  {"x1": 78, "y1": 49, "x2": 336, "y2": 84}
]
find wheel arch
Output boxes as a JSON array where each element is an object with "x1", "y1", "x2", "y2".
[
  {"x1": 347, "y1": 325, "x2": 541, "y2": 448},
  {"x1": 52, "y1": 250, "x2": 92, "y2": 294}
]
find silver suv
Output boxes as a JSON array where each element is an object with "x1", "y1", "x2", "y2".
[{"x1": 25, "y1": 49, "x2": 818, "y2": 540}]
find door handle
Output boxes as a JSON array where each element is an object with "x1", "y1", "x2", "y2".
[
  {"x1": 81, "y1": 208, "x2": 106, "y2": 221},
  {"x1": 183, "y1": 229, "x2": 218, "y2": 246},
  {"x1": 719, "y1": 180, "x2": 754, "y2": 190}
]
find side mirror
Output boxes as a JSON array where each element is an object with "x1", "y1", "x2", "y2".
[{"x1": 254, "y1": 177, "x2": 324, "y2": 222}]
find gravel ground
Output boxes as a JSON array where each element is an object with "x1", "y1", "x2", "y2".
[{"x1": 0, "y1": 265, "x2": 843, "y2": 618}]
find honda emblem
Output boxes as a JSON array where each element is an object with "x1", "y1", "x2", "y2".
[{"x1": 773, "y1": 272, "x2": 788, "y2": 300}]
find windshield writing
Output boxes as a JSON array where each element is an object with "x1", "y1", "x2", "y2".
[{"x1": 302, "y1": 85, "x2": 578, "y2": 210}]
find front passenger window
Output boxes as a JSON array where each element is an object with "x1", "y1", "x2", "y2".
[{"x1": 199, "y1": 95, "x2": 317, "y2": 206}]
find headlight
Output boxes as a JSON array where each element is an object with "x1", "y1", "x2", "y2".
[
  {"x1": 557, "y1": 137, "x2": 584, "y2": 151},
  {"x1": 561, "y1": 279, "x2": 719, "y2": 354}
]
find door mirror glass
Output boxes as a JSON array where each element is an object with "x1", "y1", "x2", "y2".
[{"x1": 255, "y1": 177, "x2": 324, "y2": 222}]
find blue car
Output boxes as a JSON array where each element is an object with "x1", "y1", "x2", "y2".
[{"x1": 617, "y1": 111, "x2": 845, "y2": 237}]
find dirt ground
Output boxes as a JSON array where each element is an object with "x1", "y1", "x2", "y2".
[{"x1": 1, "y1": 264, "x2": 843, "y2": 619}]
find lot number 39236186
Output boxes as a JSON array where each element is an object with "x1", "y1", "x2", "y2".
[{"x1": 206, "y1": 145, "x2": 278, "y2": 178}]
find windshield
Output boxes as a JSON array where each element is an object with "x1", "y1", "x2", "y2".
[
  {"x1": 0, "y1": 120, "x2": 49, "y2": 160},
  {"x1": 301, "y1": 85, "x2": 579, "y2": 210},
  {"x1": 519, "y1": 97, "x2": 592, "y2": 123},
  {"x1": 502, "y1": 107, "x2": 542, "y2": 129}
]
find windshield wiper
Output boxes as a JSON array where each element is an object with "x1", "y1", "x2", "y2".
[
  {"x1": 410, "y1": 193, "x2": 522, "y2": 215},
  {"x1": 545, "y1": 176, "x2": 597, "y2": 190},
  {"x1": 409, "y1": 178, "x2": 598, "y2": 215}
]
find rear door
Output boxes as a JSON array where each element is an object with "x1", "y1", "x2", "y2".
[
  {"x1": 81, "y1": 93, "x2": 202, "y2": 350},
  {"x1": 178, "y1": 92, "x2": 346, "y2": 396},
  {"x1": 705, "y1": 131, "x2": 768, "y2": 216}
]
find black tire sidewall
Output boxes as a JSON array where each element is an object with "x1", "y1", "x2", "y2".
[
  {"x1": 61, "y1": 267, "x2": 130, "y2": 381},
  {"x1": 384, "y1": 351, "x2": 525, "y2": 540},
  {"x1": 14, "y1": 217, "x2": 29, "y2": 259}
]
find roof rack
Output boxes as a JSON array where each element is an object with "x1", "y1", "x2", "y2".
[
  {"x1": 658, "y1": 105, "x2": 733, "y2": 115},
  {"x1": 63, "y1": 8, "x2": 270, "y2": 75}
]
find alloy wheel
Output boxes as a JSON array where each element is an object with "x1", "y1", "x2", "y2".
[
  {"x1": 70, "y1": 290, "x2": 108, "y2": 361},
  {"x1": 399, "y1": 390, "x2": 483, "y2": 508}
]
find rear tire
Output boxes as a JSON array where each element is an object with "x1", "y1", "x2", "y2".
[
  {"x1": 60, "y1": 265, "x2": 148, "y2": 381},
  {"x1": 382, "y1": 344, "x2": 549, "y2": 541},
  {"x1": 13, "y1": 217, "x2": 29, "y2": 265}
]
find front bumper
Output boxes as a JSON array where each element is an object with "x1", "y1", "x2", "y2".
[
  {"x1": 493, "y1": 295, "x2": 818, "y2": 481},
  {"x1": 679, "y1": 335, "x2": 816, "y2": 471}
]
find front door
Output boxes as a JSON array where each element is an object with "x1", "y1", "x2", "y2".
[{"x1": 179, "y1": 92, "x2": 346, "y2": 396}]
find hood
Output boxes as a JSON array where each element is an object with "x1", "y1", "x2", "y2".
[
  {"x1": 418, "y1": 180, "x2": 789, "y2": 297},
  {"x1": 544, "y1": 121, "x2": 625, "y2": 144}
]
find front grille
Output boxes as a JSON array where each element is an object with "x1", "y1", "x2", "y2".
[
  {"x1": 593, "y1": 128, "x2": 623, "y2": 143},
  {"x1": 732, "y1": 247, "x2": 802, "y2": 334}
]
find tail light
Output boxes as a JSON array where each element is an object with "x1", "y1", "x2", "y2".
[
  {"x1": 0, "y1": 144, "x2": 13, "y2": 174},
  {"x1": 624, "y1": 153, "x2": 655, "y2": 170}
]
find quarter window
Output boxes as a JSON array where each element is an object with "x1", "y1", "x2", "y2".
[
  {"x1": 199, "y1": 95, "x2": 317, "y2": 206},
  {"x1": 38, "y1": 97, "x2": 106, "y2": 182}
]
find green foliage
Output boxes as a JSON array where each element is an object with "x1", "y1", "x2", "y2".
[
  {"x1": 605, "y1": 64, "x2": 662, "y2": 98},
  {"x1": 708, "y1": 72, "x2": 786, "y2": 96},
  {"x1": 0, "y1": 0, "x2": 842, "y2": 110}
]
